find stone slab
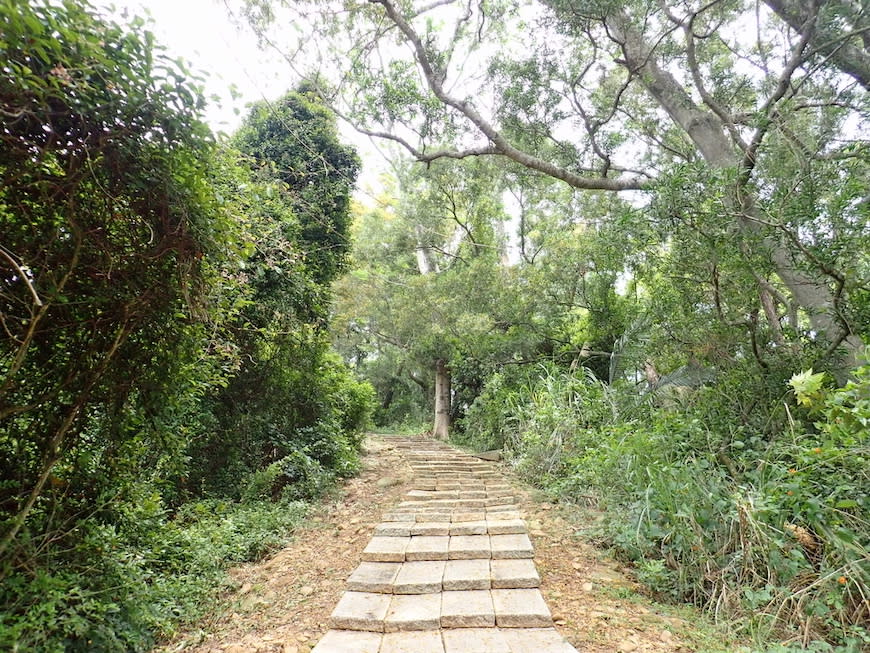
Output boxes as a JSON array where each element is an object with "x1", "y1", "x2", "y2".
[
  {"x1": 384, "y1": 593, "x2": 441, "y2": 632},
  {"x1": 375, "y1": 522, "x2": 414, "y2": 537},
  {"x1": 487, "y1": 505, "x2": 521, "y2": 514},
  {"x1": 455, "y1": 499, "x2": 486, "y2": 508},
  {"x1": 441, "y1": 589, "x2": 495, "y2": 628},
  {"x1": 311, "y1": 629, "x2": 382, "y2": 653},
  {"x1": 485, "y1": 496, "x2": 517, "y2": 507},
  {"x1": 442, "y1": 628, "x2": 510, "y2": 653},
  {"x1": 330, "y1": 591, "x2": 391, "y2": 631},
  {"x1": 412, "y1": 522, "x2": 450, "y2": 536},
  {"x1": 459, "y1": 490, "x2": 487, "y2": 499},
  {"x1": 501, "y1": 628, "x2": 579, "y2": 652},
  {"x1": 406, "y1": 535, "x2": 449, "y2": 561},
  {"x1": 346, "y1": 562, "x2": 401, "y2": 593},
  {"x1": 449, "y1": 535, "x2": 491, "y2": 559},
  {"x1": 383, "y1": 512, "x2": 417, "y2": 522},
  {"x1": 490, "y1": 533, "x2": 534, "y2": 559},
  {"x1": 400, "y1": 500, "x2": 462, "y2": 508},
  {"x1": 380, "y1": 630, "x2": 446, "y2": 653},
  {"x1": 451, "y1": 511, "x2": 486, "y2": 522},
  {"x1": 449, "y1": 520, "x2": 488, "y2": 536},
  {"x1": 487, "y1": 510, "x2": 522, "y2": 520},
  {"x1": 491, "y1": 589, "x2": 552, "y2": 627},
  {"x1": 393, "y1": 560, "x2": 446, "y2": 594},
  {"x1": 407, "y1": 489, "x2": 458, "y2": 499},
  {"x1": 490, "y1": 558, "x2": 540, "y2": 589},
  {"x1": 487, "y1": 519, "x2": 527, "y2": 535},
  {"x1": 362, "y1": 536, "x2": 409, "y2": 562},
  {"x1": 442, "y1": 559, "x2": 491, "y2": 590},
  {"x1": 416, "y1": 513, "x2": 451, "y2": 522}
]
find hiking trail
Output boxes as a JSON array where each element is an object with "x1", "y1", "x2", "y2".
[{"x1": 160, "y1": 434, "x2": 714, "y2": 653}]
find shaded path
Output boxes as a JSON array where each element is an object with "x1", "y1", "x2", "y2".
[{"x1": 313, "y1": 435, "x2": 577, "y2": 652}]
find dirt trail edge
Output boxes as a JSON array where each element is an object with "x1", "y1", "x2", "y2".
[{"x1": 158, "y1": 434, "x2": 728, "y2": 653}]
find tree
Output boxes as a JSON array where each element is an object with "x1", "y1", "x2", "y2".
[
  {"x1": 182, "y1": 84, "x2": 370, "y2": 499},
  {"x1": 333, "y1": 158, "x2": 512, "y2": 435},
  {"x1": 333, "y1": 156, "x2": 635, "y2": 434},
  {"x1": 0, "y1": 0, "x2": 226, "y2": 558},
  {"x1": 245, "y1": 0, "x2": 869, "y2": 375},
  {"x1": 233, "y1": 84, "x2": 361, "y2": 288}
]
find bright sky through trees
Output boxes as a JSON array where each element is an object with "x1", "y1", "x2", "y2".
[
  {"x1": 94, "y1": 0, "x2": 389, "y2": 195},
  {"x1": 95, "y1": 0, "x2": 284, "y2": 131}
]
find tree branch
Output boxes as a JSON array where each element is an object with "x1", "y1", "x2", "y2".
[
  {"x1": 368, "y1": 0, "x2": 650, "y2": 191},
  {"x1": 738, "y1": 7, "x2": 817, "y2": 186},
  {"x1": 764, "y1": 0, "x2": 870, "y2": 89}
]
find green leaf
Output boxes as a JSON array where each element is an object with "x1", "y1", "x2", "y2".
[{"x1": 789, "y1": 369, "x2": 827, "y2": 407}]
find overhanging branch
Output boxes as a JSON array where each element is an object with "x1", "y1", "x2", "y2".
[{"x1": 368, "y1": 0, "x2": 651, "y2": 192}]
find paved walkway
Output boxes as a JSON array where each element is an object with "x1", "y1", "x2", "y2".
[{"x1": 312, "y1": 435, "x2": 578, "y2": 653}]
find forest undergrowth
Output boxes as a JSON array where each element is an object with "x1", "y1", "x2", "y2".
[{"x1": 455, "y1": 357, "x2": 869, "y2": 652}]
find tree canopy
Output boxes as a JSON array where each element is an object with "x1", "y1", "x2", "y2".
[{"x1": 251, "y1": 0, "x2": 869, "y2": 374}]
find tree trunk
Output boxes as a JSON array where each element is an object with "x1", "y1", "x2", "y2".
[
  {"x1": 433, "y1": 358, "x2": 451, "y2": 440},
  {"x1": 607, "y1": 11, "x2": 862, "y2": 372},
  {"x1": 415, "y1": 224, "x2": 438, "y2": 274}
]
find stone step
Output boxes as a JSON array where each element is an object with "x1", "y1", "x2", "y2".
[
  {"x1": 361, "y1": 534, "x2": 533, "y2": 563},
  {"x1": 382, "y1": 509, "x2": 523, "y2": 523},
  {"x1": 314, "y1": 435, "x2": 576, "y2": 653},
  {"x1": 345, "y1": 558, "x2": 540, "y2": 594},
  {"x1": 312, "y1": 628, "x2": 578, "y2": 653},
  {"x1": 375, "y1": 519, "x2": 527, "y2": 537},
  {"x1": 328, "y1": 589, "x2": 553, "y2": 633}
]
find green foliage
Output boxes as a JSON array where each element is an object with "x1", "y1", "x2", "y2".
[
  {"x1": 467, "y1": 355, "x2": 869, "y2": 648},
  {"x1": 0, "y1": 3, "x2": 373, "y2": 650},
  {"x1": 0, "y1": 0, "x2": 229, "y2": 561},
  {"x1": 0, "y1": 497, "x2": 306, "y2": 652},
  {"x1": 178, "y1": 81, "x2": 373, "y2": 502},
  {"x1": 232, "y1": 84, "x2": 361, "y2": 286}
]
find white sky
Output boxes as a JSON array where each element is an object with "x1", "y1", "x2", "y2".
[
  {"x1": 94, "y1": 0, "x2": 390, "y2": 195},
  {"x1": 95, "y1": 0, "x2": 286, "y2": 133}
]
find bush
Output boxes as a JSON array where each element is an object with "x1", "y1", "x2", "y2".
[
  {"x1": 462, "y1": 356, "x2": 869, "y2": 649},
  {"x1": 0, "y1": 496, "x2": 307, "y2": 652}
]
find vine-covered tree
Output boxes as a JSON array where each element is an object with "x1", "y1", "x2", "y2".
[
  {"x1": 183, "y1": 87, "x2": 370, "y2": 499},
  {"x1": 233, "y1": 84, "x2": 361, "y2": 288},
  {"x1": 0, "y1": 0, "x2": 224, "y2": 559}
]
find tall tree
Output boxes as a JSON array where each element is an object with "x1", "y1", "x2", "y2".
[
  {"x1": 245, "y1": 0, "x2": 869, "y2": 375},
  {"x1": 184, "y1": 85, "x2": 367, "y2": 497},
  {"x1": 233, "y1": 83, "x2": 361, "y2": 288}
]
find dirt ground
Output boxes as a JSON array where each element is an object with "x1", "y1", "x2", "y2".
[{"x1": 156, "y1": 435, "x2": 737, "y2": 653}]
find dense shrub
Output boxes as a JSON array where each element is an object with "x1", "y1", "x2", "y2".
[
  {"x1": 0, "y1": 3, "x2": 374, "y2": 650},
  {"x1": 462, "y1": 356, "x2": 869, "y2": 649},
  {"x1": 0, "y1": 497, "x2": 306, "y2": 652}
]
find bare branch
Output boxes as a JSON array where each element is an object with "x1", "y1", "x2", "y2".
[{"x1": 0, "y1": 245, "x2": 43, "y2": 307}]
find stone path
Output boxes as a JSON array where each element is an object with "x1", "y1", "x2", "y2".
[{"x1": 312, "y1": 436, "x2": 578, "y2": 653}]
